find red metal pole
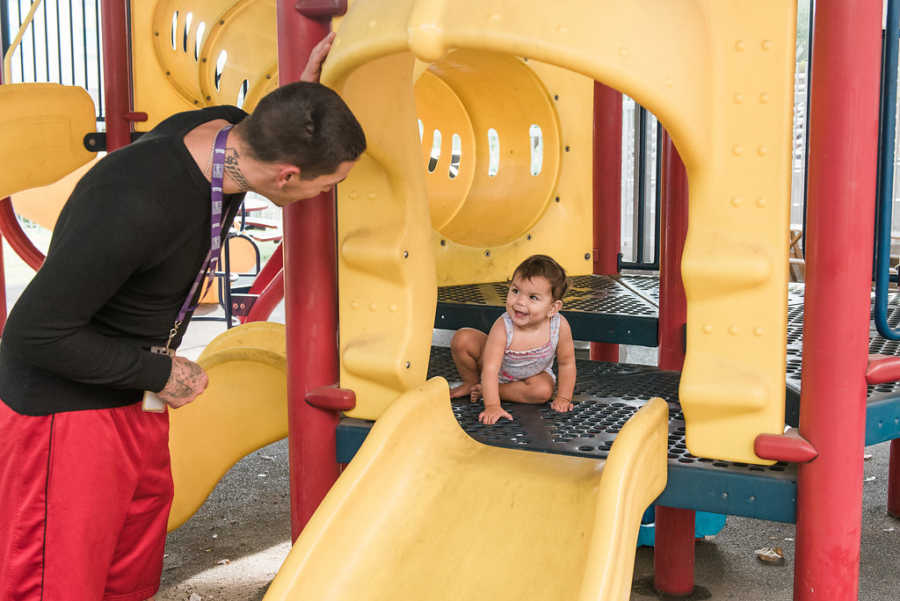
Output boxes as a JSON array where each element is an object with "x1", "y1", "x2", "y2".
[
  {"x1": 241, "y1": 244, "x2": 284, "y2": 324},
  {"x1": 248, "y1": 241, "x2": 283, "y2": 296},
  {"x1": 590, "y1": 82, "x2": 622, "y2": 363},
  {"x1": 795, "y1": 2, "x2": 881, "y2": 599},
  {"x1": 244, "y1": 268, "x2": 284, "y2": 323},
  {"x1": 0, "y1": 230, "x2": 6, "y2": 334},
  {"x1": 0, "y1": 199, "x2": 43, "y2": 270},
  {"x1": 99, "y1": 0, "x2": 132, "y2": 151},
  {"x1": 0, "y1": 70, "x2": 8, "y2": 332},
  {"x1": 889, "y1": 440, "x2": 900, "y2": 517},
  {"x1": 653, "y1": 130, "x2": 694, "y2": 596},
  {"x1": 656, "y1": 132, "x2": 687, "y2": 372},
  {"x1": 276, "y1": 3, "x2": 339, "y2": 540}
]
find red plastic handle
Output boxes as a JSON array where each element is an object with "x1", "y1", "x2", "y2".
[
  {"x1": 754, "y1": 430, "x2": 818, "y2": 464},
  {"x1": 305, "y1": 385, "x2": 356, "y2": 412},
  {"x1": 295, "y1": 0, "x2": 347, "y2": 18},
  {"x1": 866, "y1": 354, "x2": 900, "y2": 385}
]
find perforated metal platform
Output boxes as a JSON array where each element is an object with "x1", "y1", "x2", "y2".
[
  {"x1": 435, "y1": 277, "x2": 900, "y2": 446},
  {"x1": 619, "y1": 273, "x2": 661, "y2": 304},
  {"x1": 337, "y1": 346, "x2": 797, "y2": 523},
  {"x1": 436, "y1": 274, "x2": 659, "y2": 346},
  {"x1": 335, "y1": 280, "x2": 900, "y2": 524},
  {"x1": 785, "y1": 286, "x2": 900, "y2": 445}
]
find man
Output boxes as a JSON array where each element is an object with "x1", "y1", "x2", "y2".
[{"x1": 0, "y1": 33, "x2": 364, "y2": 601}]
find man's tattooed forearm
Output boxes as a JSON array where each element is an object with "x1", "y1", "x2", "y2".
[{"x1": 224, "y1": 147, "x2": 251, "y2": 191}]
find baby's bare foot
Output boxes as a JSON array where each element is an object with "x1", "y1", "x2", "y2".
[
  {"x1": 469, "y1": 384, "x2": 482, "y2": 403},
  {"x1": 450, "y1": 382, "x2": 476, "y2": 399}
]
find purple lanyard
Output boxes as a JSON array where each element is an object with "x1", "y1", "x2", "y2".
[{"x1": 165, "y1": 124, "x2": 231, "y2": 351}]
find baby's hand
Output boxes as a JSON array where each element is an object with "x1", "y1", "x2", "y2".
[
  {"x1": 550, "y1": 397, "x2": 574, "y2": 413},
  {"x1": 479, "y1": 405, "x2": 513, "y2": 425}
]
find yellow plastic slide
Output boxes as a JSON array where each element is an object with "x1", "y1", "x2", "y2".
[
  {"x1": 263, "y1": 379, "x2": 668, "y2": 601},
  {"x1": 167, "y1": 322, "x2": 288, "y2": 530}
]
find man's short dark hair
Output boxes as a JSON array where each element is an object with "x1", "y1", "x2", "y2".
[{"x1": 237, "y1": 81, "x2": 366, "y2": 179}]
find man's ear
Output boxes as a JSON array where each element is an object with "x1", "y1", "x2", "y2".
[{"x1": 277, "y1": 165, "x2": 301, "y2": 187}]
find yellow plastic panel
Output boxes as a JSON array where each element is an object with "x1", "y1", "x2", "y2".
[
  {"x1": 199, "y1": 0, "x2": 278, "y2": 111},
  {"x1": 416, "y1": 50, "x2": 560, "y2": 248},
  {"x1": 677, "y1": 4, "x2": 795, "y2": 464},
  {"x1": 0, "y1": 83, "x2": 96, "y2": 199},
  {"x1": 200, "y1": 320, "x2": 287, "y2": 355},
  {"x1": 414, "y1": 68, "x2": 475, "y2": 231},
  {"x1": 431, "y1": 58, "x2": 594, "y2": 284},
  {"x1": 263, "y1": 379, "x2": 668, "y2": 601},
  {"x1": 136, "y1": 0, "x2": 280, "y2": 128},
  {"x1": 331, "y1": 50, "x2": 437, "y2": 420},
  {"x1": 134, "y1": 0, "x2": 203, "y2": 126},
  {"x1": 326, "y1": 0, "x2": 793, "y2": 462},
  {"x1": 11, "y1": 156, "x2": 99, "y2": 231},
  {"x1": 167, "y1": 322, "x2": 287, "y2": 530},
  {"x1": 151, "y1": 0, "x2": 236, "y2": 107}
]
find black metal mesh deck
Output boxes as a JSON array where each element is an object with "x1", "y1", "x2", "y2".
[
  {"x1": 563, "y1": 276, "x2": 657, "y2": 316},
  {"x1": 436, "y1": 274, "x2": 660, "y2": 346},
  {"x1": 785, "y1": 289, "x2": 900, "y2": 399},
  {"x1": 427, "y1": 346, "x2": 789, "y2": 477},
  {"x1": 619, "y1": 273, "x2": 662, "y2": 304},
  {"x1": 438, "y1": 275, "x2": 658, "y2": 317},
  {"x1": 437, "y1": 277, "x2": 900, "y2": 440}
]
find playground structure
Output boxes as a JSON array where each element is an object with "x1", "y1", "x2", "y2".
[{"x1": 0, "y1": 0, "x2": 893, "y2": 600}]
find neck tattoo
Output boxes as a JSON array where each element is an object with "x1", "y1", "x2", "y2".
[{"x1": 223, "y1": 147, "x2": 251, "y2": 192}]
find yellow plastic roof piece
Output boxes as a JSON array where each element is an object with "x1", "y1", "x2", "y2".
[
  {"x1": 167, "y1": 322, "x2": 287, "y2": 530},
  {"x1": 325, "y1": 0, "x2": 794, "y2": 463},
  {"x1": 151, "y1": 0, "x2": 236, "y2": 107},
  {"x1": 197, "y1": 0, "x2": 278, "y2": 109},
  {"x1": 263, "y1": 380, "x2": 668, "y2": 601},
  {"x1": 0, "y1": 83, "x2": 96, "y2": 199},
  {"x1": 136, "y1": 0, "x2": 278, "y2": 128}
]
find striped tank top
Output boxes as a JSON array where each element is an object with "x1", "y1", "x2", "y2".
[{"x1": 497, "y1": 313, "x2": 560, "y2": 384}]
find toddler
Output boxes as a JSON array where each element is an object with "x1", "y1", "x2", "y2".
[{"x1": 450, "y1": 254, "x2": 576, "y2": 424}]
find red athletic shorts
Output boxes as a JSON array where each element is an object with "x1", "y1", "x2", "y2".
[{"x1": 0, "y1": 400, "x2": 173, "y2": 601}]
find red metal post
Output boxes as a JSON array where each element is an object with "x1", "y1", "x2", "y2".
[
  {"x1": 0, "y1": 199, "x2": 44, "y2": 271},
  {"x1": 276, "y1": 3, "x2": 340, "y2": 540},
  {"x1": 654, "y1": 506, "x2": 694, "y2": 592},
  {"x1": 890, "y1": 440, "x2": 900, "y2": 517},
  {"x1": 656, "y1": 132, "x2": 688, "y2": 372},
  {"x1": 242, "y1": 243, "x2": 284, "y2": 324},
  {"x1": 0, "y1": 216, "x2": 6, "y2": 333},
  {"x1": 795, "y1": 2, "x2": 882, "y2": 599},
  {"x1": 0, "y1": 69, "x2": 8, "y2": 332},
  {"x1": 590, "y1": 82, "x2": 622, "y2": 363},
  {"x1": 248, "y1": 241, "x2": 284, "y2": 296},
  {"x1": 99, "y1": 0, "x2": 132, "y2": 151},
  {"x1": 653, "y1": 131, "x2": 694, "y2": 596},
  {"x1": 244, "y1": 268, "x2": 284, "y2": 323},
  {"x1": 0, "y1": 232, "x2": 6, "y2": 334}
]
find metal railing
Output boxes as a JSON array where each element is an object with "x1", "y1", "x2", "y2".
[
  {"x1": 1, "y1": 0, "x2": 105, "y2": 121},
  {"x1": 620, "y1": 100, "x2": 661, "y2": 271}
]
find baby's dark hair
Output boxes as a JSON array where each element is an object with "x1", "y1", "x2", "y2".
[{"x1": 511, "y1": 254, "x2": 569, "y2": 301}]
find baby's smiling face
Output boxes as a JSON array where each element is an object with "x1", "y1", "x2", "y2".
[{"x1": 505, "y1": 275, "x2": 560, "y2": 329}]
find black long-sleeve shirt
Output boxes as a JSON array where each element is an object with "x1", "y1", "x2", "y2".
[{"x1": 0, "y1": 106, "x2": 247, "y2": 415}]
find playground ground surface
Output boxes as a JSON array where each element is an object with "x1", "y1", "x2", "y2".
[{"x1": 3, "y1": 238, "x2": 899, "y2": 601}]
